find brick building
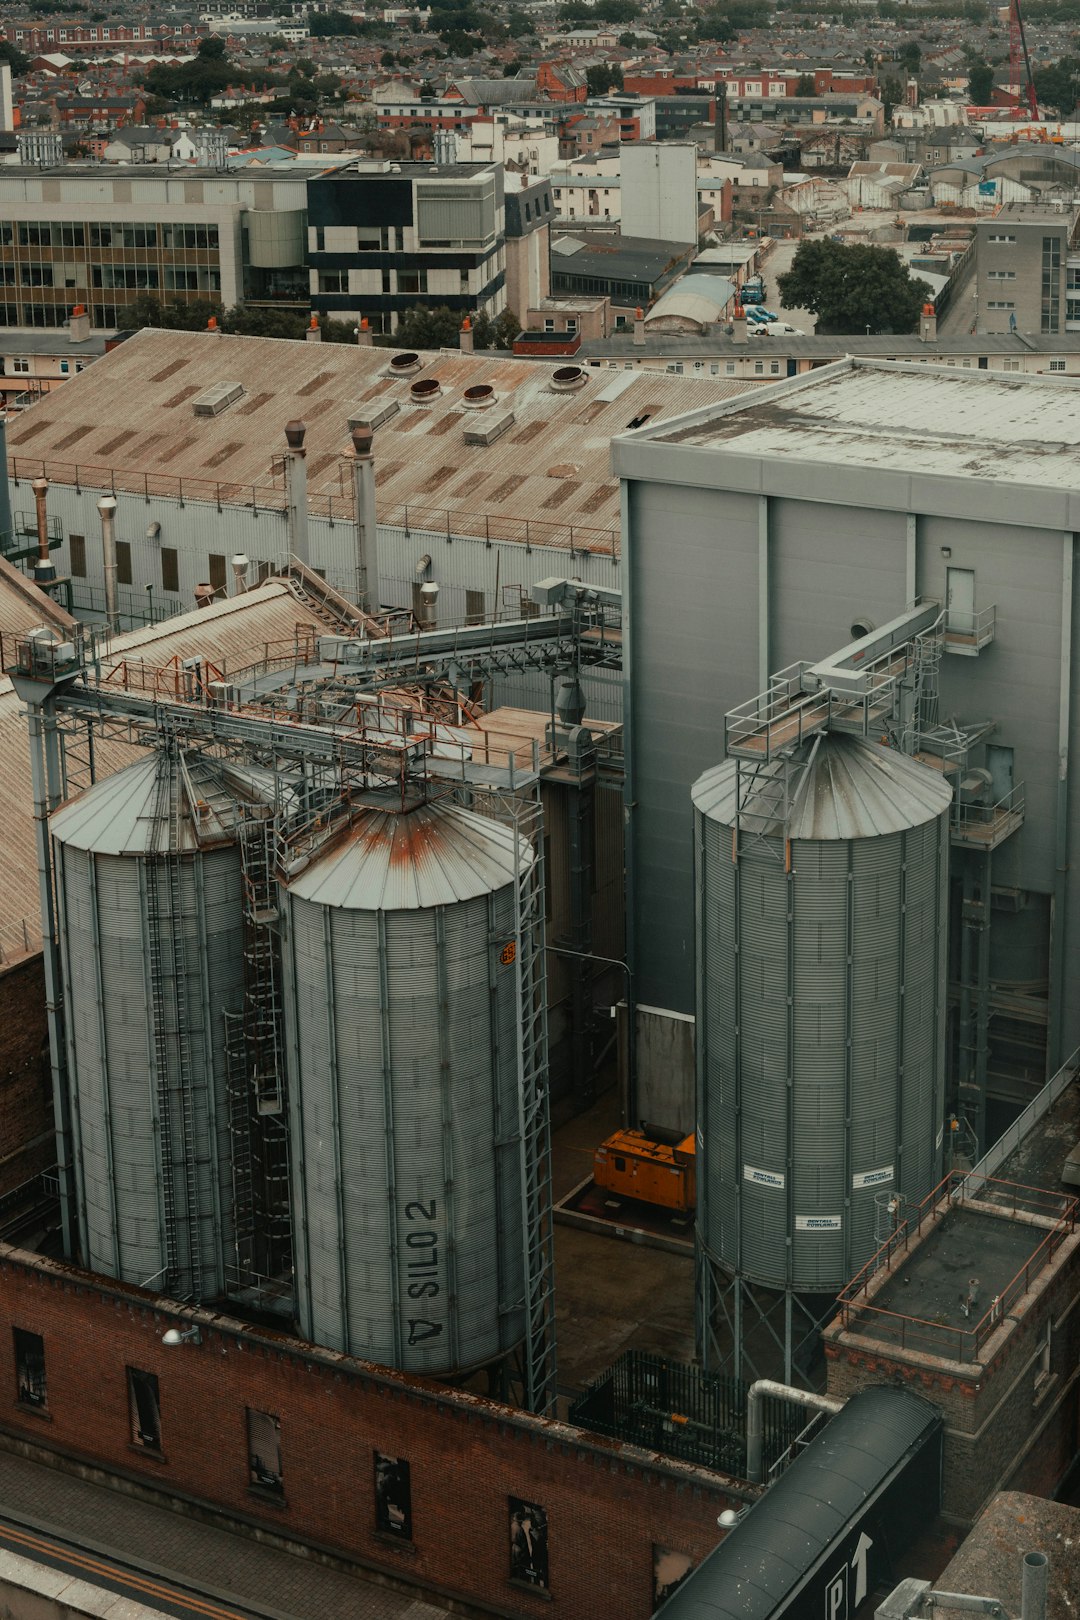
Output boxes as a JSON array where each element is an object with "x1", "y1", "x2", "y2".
[{"x1": 0, "y1": 1242, "x2": 752, "y2": 1618}]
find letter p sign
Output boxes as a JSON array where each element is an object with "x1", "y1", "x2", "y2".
[{"x1": 826, "y1": 1571, "x2": 847, "y2": 1620}]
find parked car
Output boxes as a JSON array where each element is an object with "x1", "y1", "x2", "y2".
[
  {"x1": 749, "y1": 320, "x2": 805, "y2": 337},
  {"x1": 746, "y1": 307, "x2": 779, "y2": 324}
]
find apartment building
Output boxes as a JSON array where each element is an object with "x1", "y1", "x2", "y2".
[
  {"x1": 975, "y1": 202, "x2": 1080, "y2": 336},
  {"x1": 306, "y1": 161, "x2": 506, "y2": 332},
  {"x1": 0, "y1": 166, "x2": 311, "y2": 329}
]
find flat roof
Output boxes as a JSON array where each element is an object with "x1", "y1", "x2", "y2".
[
  {"x1": 931, "y1": 1493, "x2": 1080, "y2": 1620},
  {"x1": 585, "y1": 331, "x2": 1080, "y2": 360},
  {"x1": 865, "y1": 1207, "x2": 1047, "y2": 1338},
  {"x1": 625, "y1": 359, "x2": 1080, "y2": 498},
  {"x1": 5, "y1": 328, "x2": 761, "y2": 551}
]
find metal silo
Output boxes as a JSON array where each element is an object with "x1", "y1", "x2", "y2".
[
  {"x1": 281, "y1": 800, "x2": 534, "y2": 1379},
  {"x1": 51, "y1": 747, "x2": 249, "y2": 1303},
  {"x1": 693, "y1": 733, "x2": 951, "y2": 1374}
]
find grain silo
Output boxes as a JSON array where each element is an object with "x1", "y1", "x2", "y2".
[
  {"x1": 281, "y1": 800, "x2": 534, "y2": 1379},
  {"x1": 692, "y1": 733, "x2": 951, "y2": 1374},
  {"x1": 51, "y1": 747, "x2": 251, "y2": 1303}
]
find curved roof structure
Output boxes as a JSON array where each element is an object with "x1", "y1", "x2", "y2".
[
  {"x1": 287, "y1": 801, "x2": 530, "y2": 911},
  {"x1": 692, "y1": 733, "x2": 952, "y2": 842},
  {"x1": 645, "y1": 273, "x2": 736, "y2": 332}
]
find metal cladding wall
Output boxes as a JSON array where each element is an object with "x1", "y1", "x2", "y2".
[
  {"x1": 51, "y1": 756, "x2": 245, "y2": 1302},
  {"x1": 693, "y1": 735, "x2": 951, "y2": 1291},
  {"x1": 282, "y1": 802, "x2": 531, "y2": 1375}
]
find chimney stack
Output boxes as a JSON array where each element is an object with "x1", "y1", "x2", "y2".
[
  {"x1": 305, "y1": 313, "x2": 322, "y2": 343},
  {"x1": 207, "y1": 315, "x2": 221, "y2": 335},
  {"x1": 714, "y1": 83, "x2": 727, "y2": 153},
  {"x1": 97, "y1": 495, "x2": 119, "y2": 633},
  {"x1": 0, "y1": 65, "x2": 13, "y2": 136},
  {"x1": 283, "y1": 419, "x2": 309, "y2": 566},
  {"x1": 356, "y1": 316, "x2": 374, "y2": 347},
  {"x1": 460, "y1": 315, "x2": 474, "y2": 354},
  {"x1": 632, "y1": 306, "x2": 646, "y2": 347},
  {"x1": 350, "y1": 422, "x2": 379, "y2": 612},
  {"x1": 69, "y1": 303, "x2": 90, "y2": 344},
  {"x1": 919, "y1": 301, "x2": 937, "y2": 342},
  {"x1": 31, "y1": 476, "x2": 56, "y2": 585},
  {"x1": 732, "y1": 302, "x2": 747, "y2": 344}
]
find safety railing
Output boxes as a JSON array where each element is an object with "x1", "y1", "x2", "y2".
[
  {"x1": 837, "y1": 1171, "x2": 1076, "y2": 1364},
  {"x1": 952, "y1": 780, "x2": 1025, "y2": 846},
  {"x1": 381, "y1": 501, "x2": 620, "y2": 557}
]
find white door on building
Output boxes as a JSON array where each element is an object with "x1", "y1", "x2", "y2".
[{"x1": 946, "y1": 567, "x2": 975, "y2": 637}]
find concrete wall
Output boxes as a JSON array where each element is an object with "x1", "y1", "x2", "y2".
[
  {"x1": 0, "y1": 1552, "x2": 173, "y2": 1618},
  {"x1": 633, "y1": 1005, "x2": 694, "y2": 1133},
  {"x1": 622, "y1": 144, "x2": 699, "y2": 247}
]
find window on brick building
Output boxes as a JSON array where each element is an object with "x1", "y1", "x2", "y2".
[
  {"x1": 509, "y1": 1497, "x2": 549, "y2": 1592},
  {"x1": 14, "y1": 1328, "x2": 46, "y2": 1409},
  {"x1": 374, "y1": 1451, "x2": 412, "y2": 1539},
  {"x1": 247, "y1": 1408, "x2": 283, "y2": 1496},
  {"x1": 128, "y1": 1367, "x2": 162, "y2": 1450}
]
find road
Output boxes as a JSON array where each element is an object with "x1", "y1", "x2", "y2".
[{"x1": 757, "y1": 238, "x2": 818, "y2": 335}]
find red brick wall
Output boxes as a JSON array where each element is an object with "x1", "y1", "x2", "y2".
[
  {"x1": 0, "y1": 955, "x2": 53, "y2": 1198},
  {"x1": 0, "y1": 1247, "x2": 749, "y2": 1618}
]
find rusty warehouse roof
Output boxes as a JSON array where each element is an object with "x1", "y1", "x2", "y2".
[
  {"x1": 0, "y1": 578, "x2": 334, "y2": 964},
  {"x1": 5, "y1": 329, "x2": 761, "y2": 554}
]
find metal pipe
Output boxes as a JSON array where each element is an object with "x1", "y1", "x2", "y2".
[
  {"x1": 97, "y1": 496, "x2": 118, "y2": 634},
  {"x1": 350, "y1": 425, "x2": 379, "y2": 612},
  {"x1": 1021, "y1": 1551, "x2": 1048, "y2": 1620},
  {"x1": 746, "y1": 1379, "x2": 844, "y2": 1484},
  {"x1": 0, "y1": 413, "x2": 14, "y2": 549},
  {"x1": 1049, "y1": 532, "x2": 1073, "y2": 1070},
  {"x1": 283, "y1": 420, "x2": 309, "y2": 567},
  {"x1": 31, "y1": 476, "x2": 55, "y2": 582}
]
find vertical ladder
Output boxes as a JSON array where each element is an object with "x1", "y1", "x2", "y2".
[
  {"x1": 144, "y1": 849, "x2": 180, "y2": 1295},
  {"x1": 165, "y1": 781, "x2": 203, "y2": 1301}
]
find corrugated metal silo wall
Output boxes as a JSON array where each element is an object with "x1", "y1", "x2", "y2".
[
  {"x1": 696, "y1": 810, "x2": 948, "y2": 1293},
  {"x1": 283, "y1": 884, "x2": 527, "y2": 1375},
  {"x1": 54, "y1": 843, "x2": 243, "y2": 1301}
]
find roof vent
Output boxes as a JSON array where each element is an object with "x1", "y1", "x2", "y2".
[
  {"x1": 389, "y1": 351, "x2": 422, "y2": 376},
  {"x1": 463, "y1": 410, "x2": 516, "y2": 447},
  {"x1": 192, "y1": 381, "x2": 245, "y2": 417},
  {"x1": 347, "y1": 398, "x2": 399, "y2": 432},
  {"x1": 549, "y1": 365, "x2": 587, "y2": 393},
  {"x1": 410, "y1": 376, "x2": 442, "y2": 403},
  {"x1": 461, "y1": 383, "x2": 496, "y2": 410}
]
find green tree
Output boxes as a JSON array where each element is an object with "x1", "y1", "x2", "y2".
[
  {"x1": 880, "y1": 74, "x2": 906, "y2": 118},
  {"x1": 967, "y1": 60, "x2": 994, "y2": 102},
  {"x1": 1035, "y1": 55, "x2": 1080, "y2": 117},
  {"x1": 696, "y1": 2, "x2": 759, "y2": 42},
  {"x1": 144, "y1": 36, "x2": 236, "y2": 106},
  {"x1": 586, "y1": 63, "x2": 624, "y2": 95},
  {"x1": 123, "y1": 294, "x2": 223, "y2": 331},
  {"x1": 897, "y1": 40, "x2": 921, "y2": 73},
  {"x1": 0, "y1": 41, "x2": 30, "y2": 75},
  {"x1": 795, "y1": 72, "x2": 816, "y2": 95},
  {"x1": 777, "y1": 239, "x2": 931, "y2": 335}
]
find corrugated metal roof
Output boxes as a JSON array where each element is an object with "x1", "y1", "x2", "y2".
[
  {"x1": 0, "y1": 580, "x2": 331, "y2": 962},
  {"x1": 6, "y1": 329, "x2": 760, "y2": 549},
  {"x1": 50, "y1": 748, "x2": 269, "y2": 856},
  {"x1": 649, "y1": 359, "x2": 1080, "y2": 490},
  {"x1": 287, "y1": 801, "x2": 530, "y2": 911},
  {"x1": 692, "y1": 733, "x2": 951, "y2": 841},
  {"x1": 0, "y1": 554, "x2": 76, "y2": 645}
]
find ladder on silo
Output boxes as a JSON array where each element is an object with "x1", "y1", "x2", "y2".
[
  {"x1": 224, "y1": 1009, "x2": 257, "y2": 1288},
  {"x1": 145, "y1": 851, "x2": 180, "y2": 1297},
  {"x1": 239, "y1": 817, "x2": 283, "y2": 1117},
  {"x1": 167, "y1": 759, "x2": 203, "y2": 1303}
]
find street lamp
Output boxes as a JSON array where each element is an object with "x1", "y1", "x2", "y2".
[{"x1": 162, "y1": 1326, "x2": 202, "y2": 1347}]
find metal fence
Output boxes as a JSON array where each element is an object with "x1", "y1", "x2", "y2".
[{"x1": 568, "y1": 1349, "x2": 805, "y2": 1479}]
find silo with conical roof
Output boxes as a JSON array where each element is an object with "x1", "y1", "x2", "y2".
[
  {"x1": 51, "y1": 749, "x2": 251, "y2": 1302},
  {"x1": 281, "y1": 800, "x2": 535, "y2": 1377},
  {"x1": 693, "y1": 733, "x2": 951, "y2": 1303}
]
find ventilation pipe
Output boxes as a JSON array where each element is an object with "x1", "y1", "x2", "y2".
[
  {"x1": 1022, "y1": 1552, "x2": 1048, "y2": 1620},
  {"x1": 31, "y1": 476, "x2": 56, "y2": 585},
  {"x1": 305, "y1": 313, "x2": 322, "y2": 343},
  {"x1": 746, "y1": 1381, "x2": 844, "y2": 1484},
  {"x1": 283, "y1": 419, "x2": 309, "y2": 567},
  {"x1": 0, "y1": 414, "x2": 12, "y2": 551},
  {"x1": 715, "y1": 83, "x2": 727, "y2": 152},
  {"x1": 350, "y1": 423, "x2": 379, "y2": 612},
  {"x1": 460, "y1": 315, "x2": 474, "y2": 354},
  {"x1": 97, "y1": 494, "x2": 119, "y2": 634},
  {"x1": 418, "y1": 580, "x2": 439, "y2": 629},
  {"x1": 632, "y1": 306, "x2": 646, "y2": 347},
  {"x1": 356, "y1": 316, "x2": 374, "y2": 348},
  {"x1": 231, "y1": 553, "x2": 251, "y2": 595}
]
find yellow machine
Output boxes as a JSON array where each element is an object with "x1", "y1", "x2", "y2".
[{"x1": 593, "y1": 1126, "x2": 696, "y2": 1214}]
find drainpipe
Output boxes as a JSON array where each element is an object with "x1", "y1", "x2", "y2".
[
  {"x1": 97, "y1": 494, "x2": 118, "y2": 634},
  {"x1": 31, "y1": 475, "x2": 56, "y2": 585},
  {"x1": 1022, "y1": 1552, "x2": 1048, "y2": 1620},
  {"x1": 0, "y1": 414, "x2": 13, "y2": 551},
  {"x1": 283, "y1": 419, "x2": 309, "y2": 567},
  {"x1": 350, "y1": 423, "x2": 378, "y2": 612},
  {"x1": 746, "y1": 1380, "x2": 844, "y2": 1485}
]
